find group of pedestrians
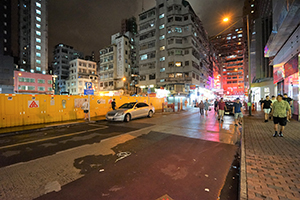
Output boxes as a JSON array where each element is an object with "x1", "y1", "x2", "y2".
[
  {"x1": 260, "y1": 93, "x2": 292, "y2": 137},
  {"x1": 198, "y1": 99, "x2": 209, "y2": 116}
]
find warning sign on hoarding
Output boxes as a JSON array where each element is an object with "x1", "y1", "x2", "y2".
[{"x1": 28, "y1": 100, "x2": 39, "y2": 108}]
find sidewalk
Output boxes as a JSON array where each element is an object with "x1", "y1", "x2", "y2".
[{"x1": 241, "y1": 112, "x2": 300, "y2": 200}]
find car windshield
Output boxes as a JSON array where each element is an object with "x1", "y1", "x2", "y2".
[{"x1": 119, "y1": 102, "x2": 136, "y2": 109}]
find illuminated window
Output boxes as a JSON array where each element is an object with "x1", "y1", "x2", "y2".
[
  {"x1": 36, "y1": 16, "x2": 41, "y2": 22},
  {"x1": 36, "y1": 60, "x2": 41, "y2": 64},
  {"x1": 227, "y1": 37, "x2": 231, "y2": 40},
  {"x1": 159, "y1": 24, "x2": 165, "y2": 29},
  {"x1": 36, "y1": 52, "x2": 41, "y2": 57},
  {"x1": 159, "y1": 35, "x2": 165, "y2": 40},
  {"x1": 36, "y1": 67, "x2": 41, "y2": 71},
  {"x1": 238, "y1": 34, "x2": 242, "y2": 37},
  {"x1": 160, "y1": 57, "x2": 165, "y2": 61},
  {"x1": 36, "y1": 31, "x2": 41, "y2": 36},
  {"x1": 160, "y1": 68, "x2": 165, "y2": 72},
  {"x1": 251, "y1": 10, "x2": 254, "y2": 13},
  {"x1": 36, "y1": 45, "x2": 41, "y2": 50},
  {"x1": 140, "y1": 54, "x2": 148, "y2": 60},
  {"x1": 36, "y1": 9, "x2": 41, "y2": 15},
  {"x1": 251, "y1": 4, "x2": 254, "y2": 7},
  {"x1": 36, "y1": 2, "x2": 41, "y2": 8},
  {"x1": 159, "y1": 13, "x2": 164, "y2": 19},
  {"x1": 160, "y1": 46, "x2": 165, "y2": 51},
  {"x1": 175, "y1": 62, "x2": 182, "y2": 67},
  {"x1": 36, "y1": 38, "x2": 41, "y2": 43}
]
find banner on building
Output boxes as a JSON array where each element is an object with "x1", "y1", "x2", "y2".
[{"x1": 116, "y1": 38, "x2": 124, "y2": 79}]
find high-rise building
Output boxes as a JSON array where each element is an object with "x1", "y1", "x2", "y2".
[
  {"x1": 19, "y1": 0, "x2": 48, "y2": 74},
  {"x1": 136, "y1": 0, "x2": 213, "y2": 100},
  {"x1": 66, "y1": 58, "x2": 98, "y2": 95},
  {"x1": 52, "y1": 43, "x2": 84, "y2": 93},
  {"x1": 243, "y1": 0, "x2": 274, "y2": 100},
  {"x1": 211, "y1": 28, "x2": 245, "y2": 99},
  {"x1": 0, "y1": 0, "x2": 14, "y2": 94},
  {"x1": 121, "y1": 17, "x2": 138, "y2": 35}
]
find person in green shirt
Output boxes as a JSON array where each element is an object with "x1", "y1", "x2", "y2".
[{"x1": 270, "y1": 94, "x2": 291, "y2": 137}]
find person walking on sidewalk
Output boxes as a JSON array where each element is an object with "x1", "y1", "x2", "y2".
[
  {"x1": 81, "y1": 99, "x2": 89, "y2": 120},
  {"x1": 218, "y1": 98, "x2": 227, "y2": 121},
  {"x1": 204, "y1": 99, "x2": 209, "y2": 116},
  {"x1": 233, "y1": 98, "x2": 243, "y2": 126},
  {"x1": 283, "y1": 93, "x2": 293, "y2": 122},
  {"x1": 271, "y1": 94, "x2": 291, "y2": 137},
  {"x1": 199, "y1": 100, "x2": 204, "y2": 115},
  {"x1": 261, "y1": 95, "x2": 272, "y2": 122},
  {"x1": 270, "y1": 95, "x2": 277, "y2": 120}
]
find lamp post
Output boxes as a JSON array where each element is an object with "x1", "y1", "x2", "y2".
[
  {"x1": 222, "y1": 15, "x2": 252, "y2": 115},
  {"x1": 52, "y1": 75, "x2": 58, "y2": 95},
  {"x1": 17, "y1": 73, "x2": 22, "y2": 93}
]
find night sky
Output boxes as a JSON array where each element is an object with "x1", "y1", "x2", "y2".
[{"x1": 16, "y1": 0, "x2": 244, "y2": 63}]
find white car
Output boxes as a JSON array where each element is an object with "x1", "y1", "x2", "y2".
[{"x1": 106, "y1": 102, "x2": 155, "y2": 122}]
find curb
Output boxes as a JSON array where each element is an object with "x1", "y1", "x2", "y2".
[{"x1": 240, "y1": 116, "x2": 247, "y2": 200}]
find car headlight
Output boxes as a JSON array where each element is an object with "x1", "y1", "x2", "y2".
[{"x1": 115, "y1": 112, "x2": 124, "y2": 116}]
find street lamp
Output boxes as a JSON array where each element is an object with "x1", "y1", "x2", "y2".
[
  {"x1": 222, "y1": 15, "x2": 252, "y2": 116},
  {"x1": 17, "y1": 73, "x2": 22, "y2": 93}
]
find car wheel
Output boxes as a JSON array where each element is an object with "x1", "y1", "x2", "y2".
[
  {"x1": 124, "y1": 114, "x2": 131, "y2": 122},
  {"x1": 148, "y1": 110, "x2": 153, "y2": 118}
]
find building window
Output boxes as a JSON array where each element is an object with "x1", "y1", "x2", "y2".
[
  {"x1": 28, "y1": 86, "x2": 35, "y2": 91},
  {"x1": 36, "y1": 52, "x2": 41, "y2": 57},
  {"x1": 140, "y1": 54, "x2": 148, "y2": 61},
  {"x1": 175, "y1": 39, "x2": 182, "y2": 44},
  {"x1": 48, "y1": 87, "x2": 53, "y2": 91},
  {"x1": 185, "y1": 61, "x2": 189, "y2": 66},
  {"x1": 36, "y1": 67, "x2": 41, "y2": 71},
  {"x1": 36, "y1": 9, "x2": 41, "y2": 15},
  {"x1": 38, "y1": 79, "x2": 45, "y2": 84},
  {"x1": 159, "y1": 24, "x2": 165, "y2": 29},
  {"x1": 36, "y1": 16, "x2": 41, "y2": 22},
  {"x1": 36, "y1": 31, "x2": 41, "y2": 36},
  {"x1": 159, "y1": 3, "x2": 164, "y2": 8},
  {"x1": 36, "y1": 2, "x2": 41, "y2": 8},
  {"x1": 175, "y1": 62, "x2": 182, "y2": 67},
  {"x1": 160, "y1": 46, "x2": 165, "y2": 51},
  {"x1": 36, "y1": 45, "x2": 41, "y2": 50},
  {"x1": 159, "y1": 13, "x2": 165, "y2": 19},
  {"x1": 149, "y1": 74, "x2": 156, "y2": 80},
  {"x1": 160, "y1": 68, "x2": 165, "y2": 72},
  {"x1": 159, "y1": 35, "x2": 165, "y2": 40},
  {"x1": 36, "y1": 60, "x2": 41, "y2": 64},
  {"x1": 38, "y1": 87, "x2": 45, "y2": 91},
  {"x1": 160, "y1": 57, "x2": 165, "y2": 61},
  {"x1": 36, "y1": 38, "x2": 41, "y2": 43},
  {"x1": 36, "y1": 24, "x2": 41, "y2": 29},
  {"x1": 175, "y1": 16, "x2": 182, "y2": 21}
]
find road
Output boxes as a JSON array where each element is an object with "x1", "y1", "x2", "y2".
[{"x1": 0, "y1": 108, "x2": 241, "y2": 200}]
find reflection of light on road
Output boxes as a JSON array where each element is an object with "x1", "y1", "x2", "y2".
[{"x1": 203, "y1": 133, "x2": 220, "y2": 142}]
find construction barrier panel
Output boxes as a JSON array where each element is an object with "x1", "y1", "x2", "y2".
[{"x1": 0, "y1": 94, "x2": 164, "y2": 128}]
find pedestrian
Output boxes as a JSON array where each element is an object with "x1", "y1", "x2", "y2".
[
  {"x1": 259, "y1": 98, "x2": 264, "y2": 110},
  {"x1": 218, "y1": 98, "x2": 227, "y2": 121},
  {"x1": 283, "y1": 93, "x2": 293, "y2": 122},
  {"x1": 233, "y1": 98, "x2": 243, "y2": 126},
  {"x1": 111, "y1": 98, "x2": 116, "y2": 110},
  {"x1": 204, "y1": 99, "x2": 209, "y2": 116},
  {"x1": 214, "y1": 99, "x2": 218, "y2": 112},
  {"x1": 270, "y1": 94, "x2": 291, "y2": 137},
  {"x1": 261, "y1": 95, "x2": 272, "y2": 122},
  {"x1": 270, "y1": 95, "x2": 277, "y2": 120},
  {"x1": 81, "y1": 99, "x2": 89, "y2": 120},
  {"x1": 199, "y1": 100, "x2": 204, "y2": 115}
]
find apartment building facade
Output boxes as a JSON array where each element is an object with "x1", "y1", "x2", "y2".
[
  {"x1": 66, "y1": 59, "x2": 98, "y2": 95},
  {"x1": 136, "y1": 0, "x2": 213, "y2": 97},
  {"x1": 52, "y1": 43, "x2": 84, "y2": 93},
  {"x1": 99, "y1": 32, "x2": 134, "y2": 93}
]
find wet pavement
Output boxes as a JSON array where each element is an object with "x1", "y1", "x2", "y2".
[{"x1": 0, "y1": 108, "x2": 241, "y2": 200}]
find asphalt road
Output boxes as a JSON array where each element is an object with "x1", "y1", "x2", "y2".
[{"x1": 0, "y1": 108, "x2": 241, "y2": 200}]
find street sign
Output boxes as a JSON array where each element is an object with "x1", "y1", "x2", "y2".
[
  {"x1": 28, "y1": 100, "x2": 39, "y2": 108},
  {"x1": 85, "y1": 82, "x2": 92, "y2": 89},
  {"x1": 84, "y1": 89, "x2": 94, "y2": 95}
]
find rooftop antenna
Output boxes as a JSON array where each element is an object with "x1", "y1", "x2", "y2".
[{"x1": 142, "y1": 0, "x2": 145, "y2": 11}]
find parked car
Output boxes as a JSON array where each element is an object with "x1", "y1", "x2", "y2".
[
  {"x1": 106, "y1": 102, "x2": 155, "y2": 122},
  {"x1": 225, "y1": 101, "x2": 234, "y2": 115}
]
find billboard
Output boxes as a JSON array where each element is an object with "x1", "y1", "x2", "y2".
[
  {"x1": 273, "y1": 64, "x2": 285, "y2": 84},
  {"x1": 284, "y1": 55, "x2": 298, "y2": 78}
]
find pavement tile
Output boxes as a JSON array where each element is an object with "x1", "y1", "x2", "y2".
[{"x1": 242, "y1": 112, "x2": 300, "y2": 200}]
